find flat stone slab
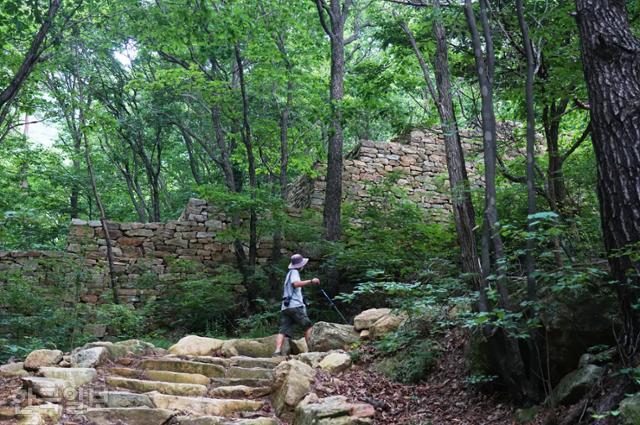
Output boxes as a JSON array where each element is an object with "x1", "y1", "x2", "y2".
[
  {"x1": 149, "y1": 392, "x2": 264, "y2": 416},
  {"x1": 39, "y1": 367, "x2": 97, "y2": 387},
  {"x1": 181, "y1": 356, "x2": 231, "y2": 367},
  {"x1": 174, "y1": 416, "x2": 278, "y2": 425},
  {"x1": 229, "y1": 356, "x2": 281, "y2": 369},
  {"x1": 225, "y1": 367, "x2": 273, "y2": 380},
  {"x1": 211, "y1": 377, "x2": 271, "y2": 388},
  {"x1": 109, "y1": 367, "x2": 141, "y2": 378},
  {"x1": 21, "y1": 376, "x2": 69, "y2": 399},
  {"x1": 82, "y1": 407, "x2": 175, "y2": 425},
  {"x1": 106, "y1": 376, "x2": 207, "y2": 397},
  {"x1": 18, "y1": 402, "x2": 63, "y2": 422},
  {"x1": 140, "y1": 358, "x2": 225, "y2": 377},
  {"x1": 0, "y1": 362, "x2": 29, "y2": 377},
  {"x1": 145, "y1": 369, "x2": 210, "y2": 386},
  {"x1": 210, "y1": 385, "x2": 272, "y2": 398},
  {"x1": 98, "y1": 391, "x2": 155, "y2": 408}
]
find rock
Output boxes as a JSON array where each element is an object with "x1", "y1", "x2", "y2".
[
  {"x1": 140, "y1": 358, "x2": 225, "y2": 378},
  {"x1": 0, "y1": 362, "x2": 29, "y2": 377},
  {"x1": 174, "y1": 416, "x2": 278, "y2": 425},
  {"x1": 547, "y1": 365, "x2": 604, "y2": 406},
  {"x1": 308, "y1": 322, "x2": 359, "y2": 352},
  {"x1": 98, "y1": 391, "x2": 155, "y2": 408},
  {"x1": 169, "y1": 335, "x2": 225, "y2": 356},
  {"x1": 297, "y1": 352, "x2": 328, "y2": 368},
  {"x1": 226, "y1": 367, "x2": 274, "y2": 380},
  {"x1": 106, "y1": 376, "x2": 208, "y2": 396},
  {"x1": 210, "y1": 385, "x2": 272, "y2": 398},
  {"x1": 222, "y1": 335, "x2": 279, "y2": 358},
  {"x1": 144, "y1": 370, "x2": 210, "y2": 386},
  {"x1": 82, "y1": 339, "x2": 156, "y2": 361},
  {"x1": 319, "y1": 351, "x2": 352, "y2": 373},
  {"x1": 18, "y1": 403, "x2": 63, "y2": 422},
  {"x1": 109, "y1": 367, "x2": 140, "y2": 378},
  {"x1": 149, "y1": 392, "x2": 264, "y2": 416},
  {"x1": 369, "y1": 314, "x2": 406, "y2": 339},
  {"x1": 211, "y1": 377, "x2": 272, "y2": 388},
  {"x1": 359, "y1": 330, "x2": 370, "y2": 340},
  {"x1": 39, "y1": 367, "x2": 97, "y2": 387},
  {"x1": 294, "y1": 395, "x2": 375, "y2": 425},
  {"x1": 21, "y1": 376, "x2": 69, "y2": 398},
  {"x1": 23, "y1": 350, "x2": 63, "y2": 370},
  {"x1": 272, "y1": 359, "x2": 316, "y2": 415},
  {"x1": 577, "y1": 347, "x2": 616, "y2": 368},
  {"x1": 16, "y1": 413, "x2": 45, "y2": 425},
  {"x1": 82, "y1": 407, "x2": 175, "y2": 425},
  {"x1": 183, "y1": 356, "x2": 231, "y2": 367},
  {"x1": 229, "y1": 356, "x2": 281, "y2": 369},
  {"x1": 289, "y1": 338, "x2": 308, "y2": 355},
  {"x1": 515, "y1": 406, "x2": 540, "y2": 423},
  {"x1": 71, "y1": 347, "x2": 109, "y2": 368},
  {"x1": 353, "y1": 309, "x2": 391, "y2": 331},
  {"x1": 620, "y1": 393, "x2": 640, "y2": 425}
]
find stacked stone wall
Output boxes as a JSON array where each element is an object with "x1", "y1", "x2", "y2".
[{"x1": 287, "y1": 128, "x2": 483, "y2": 218}]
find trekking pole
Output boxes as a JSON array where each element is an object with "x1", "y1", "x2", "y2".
[{"x1": 319, "y1": 288, "x2": 349, "y2": 324}]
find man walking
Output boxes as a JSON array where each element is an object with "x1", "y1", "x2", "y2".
[{"x1": 273, "y1": 253, "x2": 320, "y2": 356}]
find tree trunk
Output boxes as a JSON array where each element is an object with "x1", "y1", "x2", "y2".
[
  {"x1": 464, "y1": 0, "x2": 538, "y2": 403},
  {"x1": 576, "y1": 0, "x2": 640, "y2": 361}
]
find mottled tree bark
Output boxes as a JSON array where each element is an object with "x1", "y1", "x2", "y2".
[
  {"x1": 315, "y1": 0, "x2": 351, "y2": 242},
  {"x1": 576, "y1": 0, "x2": 640, "y2": 361}
]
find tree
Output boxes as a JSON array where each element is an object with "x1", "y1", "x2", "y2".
[
  {"x1": 314, "y1": 0, "x2": 351, "y2": 241},
  {"x1": 575, "y1": 0, "x2": 640, "y2": 363}
]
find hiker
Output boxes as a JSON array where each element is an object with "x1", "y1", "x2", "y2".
[{"x1": 273, "y1": 253, "x2": 320, "y2": 356}]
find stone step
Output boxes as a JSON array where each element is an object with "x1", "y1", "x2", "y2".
[
  {"x1": 109, "y1": 367, "x2": 141, "y2": 378},
  {"x1": 179, "y1": 356, "x2": 231, "y2": 367},
  {"x1": 210, "y1": 385, "x2": 272, "y2": 398},
  {"x1": 173, "y1": 416, "x2": 278, "y2": 425},
  {"x1": 39, "y1": 366, "x2": 97, "y2": 387},
  {"x1": 140, "y1": 358, "x2": 225, "y2": 378},
  {"x1": 98, "y1": 391, "x2": 155, "y2": 408},
  {"x1": 106, "y1": 376, "x2": 208, "y2": 397},
  {"x1": 211, "y1": 377, "x2": 272, "y2": 388},
  {"x1": 149, "y1": 392, "x2": 264, "y2": 417},
  {"x1": 82, "y1": 407, "x2": 175, "y2": 425},
  {"x1": 146, "y1": 369, "x2": 211, "y2": 385},
  {"x1": 229, "y1": 356, "x2": 281, "y2": 369},
  {"x1": 21, "y1": 376, "x2": 69, "y2": 399},
  {"x1": 225, "y1": 367, "x2": 274, "y2": 380}
]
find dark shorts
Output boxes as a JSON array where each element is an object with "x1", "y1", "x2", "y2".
[{"x1": 279, "y1": 306, "x2": 312, "y2": 338}]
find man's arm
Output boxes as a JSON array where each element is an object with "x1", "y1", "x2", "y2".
[{"x1": 292, "y1": 278, "x2": 320, "y2": 288}]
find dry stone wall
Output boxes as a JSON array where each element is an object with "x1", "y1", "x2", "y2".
[
  {"x1": 287, "y1": 128, "x2": 483, "y2": 219},
  {"x1": 0, "y1": 128, "x2": 484, "y2": 308}
]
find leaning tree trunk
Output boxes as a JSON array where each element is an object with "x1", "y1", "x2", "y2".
[{"x1": 576, "y1": 0, "x2": 640, "y2": 362}]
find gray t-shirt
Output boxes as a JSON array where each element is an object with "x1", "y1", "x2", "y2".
[{"x1": 281, "y1": 269, "x2": 305, "y2": 310}]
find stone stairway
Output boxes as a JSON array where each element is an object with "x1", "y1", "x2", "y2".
[{"x1": 77, "y1": 354, "x2": 284, "y2": 424}]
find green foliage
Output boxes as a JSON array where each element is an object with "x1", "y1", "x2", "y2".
[
  {"x1": 146, "y1": 265, "x2": 243, "y2": 335},
  {"x1": 96, "y1": 304, "x2": 144, "y2": 339}
]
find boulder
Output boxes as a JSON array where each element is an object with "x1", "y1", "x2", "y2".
[
  {"x1": 547, "y1": 365, "x2": 604, "y2": 406},
  {"x1": 297, "y1": 352, "x2": 328, "y2": 368},
  {"x1": 319, "y1": 351, "x2": 352, "y2": 374},
  {"x1": 169, "y1": 335, "x2": 225, "y2": 356},
  {"x1": 0, "y1": 362, "x2": 29, "y2": 377},
  {"x1": 369, "y1": 314, "x2": 406, "y2": 339},
  {"x1": 39, "y1": 367, "x2": 97, "y2": 387},
  {"x1": 222, "y1": 335, "x2": 278, "y2": 358},
  {"x1": 308, "y1": 322, "x2": 359, "y2": 352},
  {"x1": 353, "y1": 309, "x2": 391, "y2": 331},
  {"x1": 294, "y1": 395, "x2": 375, "y2": 425},
  {"x1": 23, "y1": 350, "x2": 62, "y2": 370},
  {"x1": 620, "y1": 393, "x2": 640, "y2": 425},
  {"x1": 16, "y1": 413, "x2": 45, "y2": 425},
  {"x1": 289, "y1": 338, "x2": 308, "y2": 355},
  {"x1": 71, "y1": 347, "x2": 109, "y2": 368},
  {"x1": 82, "y1": 339, "x2": 157, "y2": 361},
  {"x1": 577, "y1": 347, "x2": 616, "y2": 368},
  {"x1": 272, "y1": 359, "x2": 316, "y2": 415}
]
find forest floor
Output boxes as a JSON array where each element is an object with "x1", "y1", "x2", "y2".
[{"x1": 314, "y1": 329, "x2": 519, "y2": 425}]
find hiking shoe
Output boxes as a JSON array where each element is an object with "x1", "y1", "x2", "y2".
[{"x1": 272, "y1": 351, "x2": 283, "y2": 357}]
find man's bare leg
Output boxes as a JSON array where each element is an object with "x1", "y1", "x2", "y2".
[
  {"x1": 304, "y1": 326, "x2": 313, "y2": 344},
  {"x1": 274, "y1": 333, "x2": 286, "y2": 355}
]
